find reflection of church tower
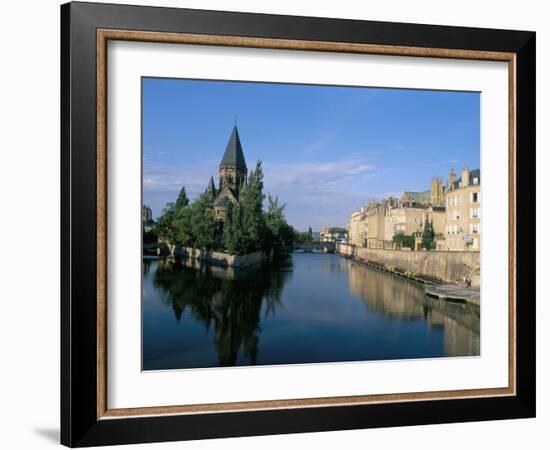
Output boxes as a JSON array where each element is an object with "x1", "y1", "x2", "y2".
[{"x1": 219, "y1": 126, "x2": 247, "y2": 195}]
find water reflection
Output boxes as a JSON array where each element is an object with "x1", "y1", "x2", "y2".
[
  {"x1": 347, "y1": 261, "x2": 480, "y2": 357},
  {"x1": 148, "y1": 256, "x2": 292, "y2": 367},
  {"x1": 142, "y1": 253, "x2": 479, "y2": 370}
]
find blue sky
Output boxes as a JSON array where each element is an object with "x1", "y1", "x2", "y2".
[{"x1": 143, "y1": 78, "x2": 479, "y2": 231}]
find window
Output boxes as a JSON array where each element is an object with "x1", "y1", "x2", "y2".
[
  {"x1": 472, "y1": 192, "x2": 479, "y2": 203},
  {"x1": 473, "y1": 177, "x2": 479, "y2": 185},
  {"x1": 470, "y1": 207, "x2": 480, "y2": 218},
  {"x1": 470, "y1": 223, "x2": 480, "y2": 234}
]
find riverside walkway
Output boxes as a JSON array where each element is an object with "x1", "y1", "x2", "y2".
[{"x1": 425, "y1": 284, "x2": 480, "y2": 306}]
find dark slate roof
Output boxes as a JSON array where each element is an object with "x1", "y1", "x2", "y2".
[
  {"x1": 220, "y1": 126, "x2": 247, "y2": 170},
  {"x1": 449, "y1": 168, "x2": 481, "y2": 190},
  {"x1": 213, "y1": 188, "x2": 238, "y2": 208},
  {"x1": 214, "y1": 196, "x2": 230, "y2": 208}
]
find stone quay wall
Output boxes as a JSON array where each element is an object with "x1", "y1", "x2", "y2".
[
  {"x1": 337, "y1": 243, "x2": 480, "y2": 287},
  {"x1": 170, "y1": 245, "x2": 266, "y2": 268}
]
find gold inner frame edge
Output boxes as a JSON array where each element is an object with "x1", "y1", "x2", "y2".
[{"x1": 96, "y1": 29, "x2": 517, "y2": 420}]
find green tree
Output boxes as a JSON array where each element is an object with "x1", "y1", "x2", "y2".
[
  {"x1": 175, "y1": 192, "x2": 217, "y2": 250},
  {"x1": 155, "y1": 202, "x2": 177, "y2": 243},
  {"x1": 175, "y1": 186, "x2": 189, "y2": 211},
  {"x1": 189, "y1": 193, "x2": 217, "y2": 250},
  {"x1": 421, "y1": 220, "x2": 435, "y2": 250},
  {"x1": 264, "y1": 194, "x2": 295, "y2": 254},
  {"x1": 393, "y1": 232, "x2": 415, "y2": 250},
  {"x1": 223, "y1": 201, "x2": 248, "y2": 255},
  {"x1": 238, "y1": 161, "x2": 266, "y2": 253}
]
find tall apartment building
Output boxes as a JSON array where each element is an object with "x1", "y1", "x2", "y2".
[
  {"x1": 347, "y1": 207, "x2": 368, "y2": 247},
  {"x1": 444, "y1": 167, "x2": 481, "y2": 251}
]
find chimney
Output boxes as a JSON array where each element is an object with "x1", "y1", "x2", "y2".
[
  {"x1": 448, "y1": 168, "x2": 456, "y2": 187},
  {"x1": 461, "y1": 167, "x2": 470, "y2": 187}
]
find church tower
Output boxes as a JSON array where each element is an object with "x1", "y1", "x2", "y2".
[
  {"x1": 219, "y1": 125, "x2": 247, "y2": 195},
  {"x1": 211, "y1": 125, "x2": 249, "y2": 220}
]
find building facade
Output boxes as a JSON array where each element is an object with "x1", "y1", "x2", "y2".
[
  {"x1": 320, "y1": 226, "x2": 348, "y2": 244},
  {"x1": 366, "y1": 200, "x2": 388, "y2": 249},
  {"x1": 347, "y1": 207, "x2": 368, "y2": 247},
  {"x1": 344, "y1": 166, "x2": 480, "y2": 252},
  {"x1": 444, "y1": 167, "x2": 481, "y2": 251}
]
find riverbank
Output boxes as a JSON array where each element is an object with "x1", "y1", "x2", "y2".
[
  {"x1": 171, "y1": 245, "x2": 268, "y2": 268},
  {"x1": 425, "y1": 284, "x2": 480, "y2": 306},
  {"x1": 337, "y1": 243, "x2": 480, "y2": 287},
  {"x1": 336, "y1": 244, "x2": 480, "y2": 307}
]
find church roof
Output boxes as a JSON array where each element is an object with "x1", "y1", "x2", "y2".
[
  {"x1": 220, "y1": 126, "x2": 247, "y2": 171},
  {"x1": 213, "y1": 187, "x2": 238, "y2": 208}
]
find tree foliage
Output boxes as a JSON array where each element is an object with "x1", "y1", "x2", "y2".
[
  {"x1": 175, "y1": 186, "x2": 189, "y2": 210},
  {"x1": 238, "y1": 161, "x2": 266, "y2": 253},
  {"x1": 393, "y1": 232, "x2": 415, "y2": 250},
  {"x1": 421, "y1": 220, "x2": 435, "y2": 250},
  {"x1": 155, "y1": 203, "x2": 178, "y2": 243},
  {"x1": 223, "y1": 201, "x2": 249, "y2": 255},
  {"x1": 264, "y1": 195, "x2": 295, "y2": 254},
  {"x1": 154, "y1": 161, "x2": 296, "y2": 256}
]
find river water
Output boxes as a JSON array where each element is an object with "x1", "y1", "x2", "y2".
[{"x1": 142, "y1": 252, "x2": 479, "y2": 370}]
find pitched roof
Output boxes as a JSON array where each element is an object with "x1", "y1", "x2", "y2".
[
  {"x1": 220, "y1": 126, "x2": 247, "y2": 171},
  {"x1": 213, "y1": 187, "x2": 238, "y2": 208},
  {"x1": 449, "y1": 168, "x2": 481, "y2": 190}
]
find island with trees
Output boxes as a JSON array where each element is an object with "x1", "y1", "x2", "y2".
[{"x1": 150, "y1": 161, "x2": 298, "y2": 268}]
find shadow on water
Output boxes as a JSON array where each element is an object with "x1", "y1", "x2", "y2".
[{"x1": 148, "y1": 255, "x2": 293, "y2": 367}]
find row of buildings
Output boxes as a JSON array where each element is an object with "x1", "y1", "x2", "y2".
[{"x1": 347, "y1": 167, "x2": 481, "y2": 252}]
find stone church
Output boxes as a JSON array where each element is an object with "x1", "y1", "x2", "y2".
[{"x1": 206, "y1": 125, "x2": 248, "y2": 219}]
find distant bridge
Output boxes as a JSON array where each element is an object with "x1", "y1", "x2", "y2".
[{"x1": 293, "y1": 242, "x2": 336, "y2": 253}]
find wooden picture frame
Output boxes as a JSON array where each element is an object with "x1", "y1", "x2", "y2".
[{"x1": 61, "y1": 1, "x2": 535, "y2": 446}]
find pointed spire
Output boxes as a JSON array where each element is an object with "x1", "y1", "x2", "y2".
[
  {"x1": 207, "y1": 176, "x2": 216, "y2": 194},
  {"x1": 220, "y1": 125, "x2": 247, "y2": 171}
]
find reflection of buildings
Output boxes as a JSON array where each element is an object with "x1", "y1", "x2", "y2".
[
  {"x1": 346, "y1": 261, "x2": 479, "y2": 357},
  {"x1": 151, "y1": 257, "x2": 292, "y2": 366}
]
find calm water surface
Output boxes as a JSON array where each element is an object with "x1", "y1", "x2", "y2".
[{"x1": 142, "y1": 252, "x2": 479, "y2": 370}]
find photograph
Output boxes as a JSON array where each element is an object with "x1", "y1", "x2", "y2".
[{"x1": 141, "y1": 78, "x2": 481, "y2": 371}]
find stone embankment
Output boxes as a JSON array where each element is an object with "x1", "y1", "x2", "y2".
[
  {"x1": 337, "y1": 243, "x2": 480, "y2": 298},
  {"x1": 167, "y1": 245, "x2": 267, "y2": 268}
]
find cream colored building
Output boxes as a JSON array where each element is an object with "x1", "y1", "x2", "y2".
[
  {"x1": 366, "y1": 200, "x2": 388, "y2": 249},
  {"x1": 422, "y1": 206, "x2": 447, "y2": 250},
  {"x1": 320, "y1": 226, "x2": 348, "y2": 244},
  {"x1": 444, "y1": 167, "x2": 481, "y2": 251},
  {"x1": 388, "y1": 206, "x2": 425, "y2": 236},
  {"x1": 347, "y1": 207, "x2": 368, "y2": 247}
]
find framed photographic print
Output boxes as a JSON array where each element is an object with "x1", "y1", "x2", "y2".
[{"x1": 61, "y1": 1, "x2": 536, "y2": 447}]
